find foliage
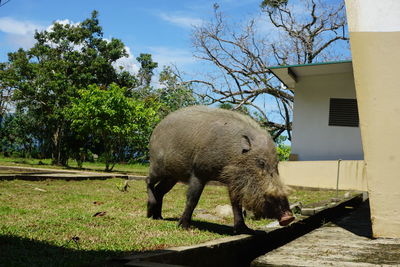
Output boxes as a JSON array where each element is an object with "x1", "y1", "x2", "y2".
[
  {"x1": 137, "y1": 53, "x2": 158, "y2": 87},
  {"x1": 260, "y1": 0, "x2": 288, "y2": 9},
  {"x1": 66, "y1": 83, "x2": 159, "y2": 171},
  {"x1": 0, "y1": 113, "x2": 38, "y2": 157},
  {"x1": 157, "y1": 66, "x2": 199, "y2": 117},
  {"x1": 8, "y1": 10, "x2": 137, "y2": 165},
  {"x1": 1, "y1": 10, "x2": 201, "y2": 167},
  {"x1": 0, "y1": 62, "x2": 14, "y2": 117},
  {"x1": 276, "y1": 143, "x2": 291, "y2": 161},
  {"x1": 275, "y1": 135, "x2": 291, "y2": 161}
]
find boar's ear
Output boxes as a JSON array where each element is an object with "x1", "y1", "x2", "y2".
[{"x1": 241, "y1": 135, "x2": 252, "y2": 153}]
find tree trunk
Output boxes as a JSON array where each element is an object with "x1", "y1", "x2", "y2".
[
  {"x1": 103, "y1": 140, "x2": 114, "y2": 172},
  {"x1": 51, "y1": 125, "x2": 67, "y2": 166}
]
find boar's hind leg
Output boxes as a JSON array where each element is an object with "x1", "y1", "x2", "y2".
[
  {"x1": 147, "y1": 176, "x2": 176, "y2": 220},
  {"x1": 229, "y1": 191, "x2": 255, "y2": 235},
  {"x1": 178, "y1": 176, "x2": 205, "y2": 229}
]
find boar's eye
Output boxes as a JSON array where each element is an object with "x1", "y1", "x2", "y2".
[{"x1": 256, "y1": 158, "x2": 266, "y2": 169}]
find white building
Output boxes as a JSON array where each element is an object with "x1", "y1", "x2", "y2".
[
  {"x1": 266, "y1": 0, "x2": 400, "y2": 239},
  {"x1": 268, "y1": 61, "x2": 363, "y2": 161}
]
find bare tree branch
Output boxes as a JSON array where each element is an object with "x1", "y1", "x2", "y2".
[{"x1": 187, "y1": 0, "x2": 349, "y2": 139}]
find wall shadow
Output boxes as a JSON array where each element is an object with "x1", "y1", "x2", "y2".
[{"x1": 331, "y1": 200, "x2": 372, "y2": 238}]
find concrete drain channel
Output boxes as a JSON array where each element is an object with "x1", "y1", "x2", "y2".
[{"x1": 110, "y1": 194, "x2": 364, "y2": 267}]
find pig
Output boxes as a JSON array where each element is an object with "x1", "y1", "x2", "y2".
[{"x1": 146, "y1": 106, "x2": 294, "y2": 234}]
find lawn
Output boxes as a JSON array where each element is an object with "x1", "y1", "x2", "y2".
[{"x1": 0, "y1": 178, "x2": 345, "y2": 266}]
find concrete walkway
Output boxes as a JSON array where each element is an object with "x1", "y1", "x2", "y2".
[
  {"x1": 251, "y1": 202, "x2": 400, "y2": 266},
  {"x1": 0, "y1": 165, "x2": 133, "y2": 180}
]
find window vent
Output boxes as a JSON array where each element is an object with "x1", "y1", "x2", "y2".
[{"x1": 329, "y1": 98, "x2": 359, "y2": 127}]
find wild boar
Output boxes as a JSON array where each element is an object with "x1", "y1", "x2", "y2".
[{"x1": 146, "y1": 106, "x2": 294, "y2": 234}]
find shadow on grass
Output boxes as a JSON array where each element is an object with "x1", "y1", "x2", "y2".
[
  {"x1": 0, "y1": 175, "x2": 117, "y2": 181},
  {"x1": 0, "y1": 165, "x2": 130, "y2": 181},
  {"x1": 0, "y1": 163, "x2": 148, "y2": 177},
  {"x1": 164, "y1": 218, "x2": 234, "y2": 236},
  {"x1": 0, "y1": 234, "x2": 130, "y2": 267}
]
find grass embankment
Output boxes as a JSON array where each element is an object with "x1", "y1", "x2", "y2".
[
  {"x1": 0, "y1": 177, "x2": 343, "y2": 266},
  {"x1": 0, "y1": 155, "x2": 149, "y2": 175}
]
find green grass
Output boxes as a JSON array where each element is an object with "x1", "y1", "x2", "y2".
[
  {"x1": 0, "y1": 155, "x2": 149, "y2": 175},
  {"x1": 0, "y1": 177, "x2": 347, "y2": 266}
]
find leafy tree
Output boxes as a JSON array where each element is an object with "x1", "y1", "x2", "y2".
[
  {"x1": 218, "y1": 102, "x2": 251, "y2": 117},
  {"x1": 275, "y1": 136, "x2": 291, "y2": 161},
  {"x1": 137, "y1": 53, "x2": 158, "y2": 87},
  {"x1": 8, "y1": 11, "x2": 137, "y2": 165},
  {"x1": 0, "y1": 112, "x2": 37, "y2": 157},
  {"x1": 67, "y1": 84, "x2": 159, "y2": 171},
  {"x1": 157, "y1": 66, "x2": 198, "y2": 117},
  {"x1": 0, "y1": 63, "x2": 14, "y2": 118}
]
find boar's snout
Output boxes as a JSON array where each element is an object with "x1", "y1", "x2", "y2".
[
  {"x1": 278, "y1": 210, "x2": 295, "y2": 226},
  {"x1": 264, "y1": 196, "x2": 294, "y2": 226}
]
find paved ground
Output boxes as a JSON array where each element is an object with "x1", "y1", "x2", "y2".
[
  {"x1": 251, "y1": 202, "x2": 400, "y2": 266},
  {"x1": 0, "y1": 165, "x2": 133, "y2": 180}
]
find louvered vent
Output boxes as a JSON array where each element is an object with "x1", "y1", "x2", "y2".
[{"x1": 329, "y1": 98, "x2": 359, "y2": 127}]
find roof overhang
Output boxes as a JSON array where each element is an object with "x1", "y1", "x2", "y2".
[{"x1": 268, "y1": 60, "x2": 353, "y2": 89}]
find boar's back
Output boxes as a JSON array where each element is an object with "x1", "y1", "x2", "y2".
[{"x1": 149, "y1": 106, "x2": 274, "y2": 181}]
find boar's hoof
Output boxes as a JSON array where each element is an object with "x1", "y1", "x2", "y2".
[
  {"x1": 233, "y1": 225, "x2": 255, "y2": 235},
  {"x1": 178, "y1": 219, "x2": 191, "y2": 230},
  {"x1": 147, "y1": 211, "x2": 163, "y2": 220}
]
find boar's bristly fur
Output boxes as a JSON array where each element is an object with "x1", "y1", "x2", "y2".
[
  {"x1": 220, "y1": 151, "x2": 291, "y2": 218},
  {"x1": 146, "y1": 106, "x2": 294, "y2": 234}
]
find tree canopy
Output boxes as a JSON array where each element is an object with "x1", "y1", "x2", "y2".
[
  {"x1": 67, "y1": 84, "x2": 159, "y2": 171},
  {"x1": 0, "y1": 10, "x2": 198, "y2": 169},
  {"x1": 7, "y1": 11, "x2": 138, "y2": 165}
]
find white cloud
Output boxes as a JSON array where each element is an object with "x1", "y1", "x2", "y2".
[
  {"x1": 0, "y1": 17, "x2": 45, "y2": 49},
  {"x1": 253, "y1": 13, "x2": 279, "y2": 39},
  {"x1": 48, "y1": 19, "x2": 80, "y2": 30},
  {"x1": 0, "y1": 16, "x2": 139, "y2": 75},
  {"x1": 113, "y1": 45, "x2": 140, "y2": 74},
  {"x1": 0, "y1": 17, "x2": 44, "y2": 35},
  {"x1": 158, "y1": 13, "x2": 203, "y2": 29},
  {"x1": 4, "y1": 33, "x2": 37, "y2": 50}
]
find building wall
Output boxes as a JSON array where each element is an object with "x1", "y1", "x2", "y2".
[
  {"x1": 279, "y1": 160, "x2": 367, "y2": 191},
  {"x1": 346, "y1": 0, "x2": 400, "y2": 238},
  {"x1": 291, "y1": 72, "x2": 364, "y2": 160}
]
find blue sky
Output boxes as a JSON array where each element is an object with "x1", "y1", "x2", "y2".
[{"x1": 0, "y1": 0, "x2": 265, "y2": 73}]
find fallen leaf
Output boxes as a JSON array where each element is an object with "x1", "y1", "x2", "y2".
[
  {"x1": 93, "y1": 201, "x2": 104, "y2": 205},
  {"x1": 93, "y1": 211, "x2": 106, "y2": 217}
]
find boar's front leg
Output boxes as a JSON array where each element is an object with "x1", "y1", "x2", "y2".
[
  {"x1": 229, "y1": 190, "x2": 255, "y2": 235},
  {"x1": 147, "y1": 176, "x2": 176, "y2": 220},
  {"x1": 178, "y1": 175, "x2": 205, "y2": 229}
]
